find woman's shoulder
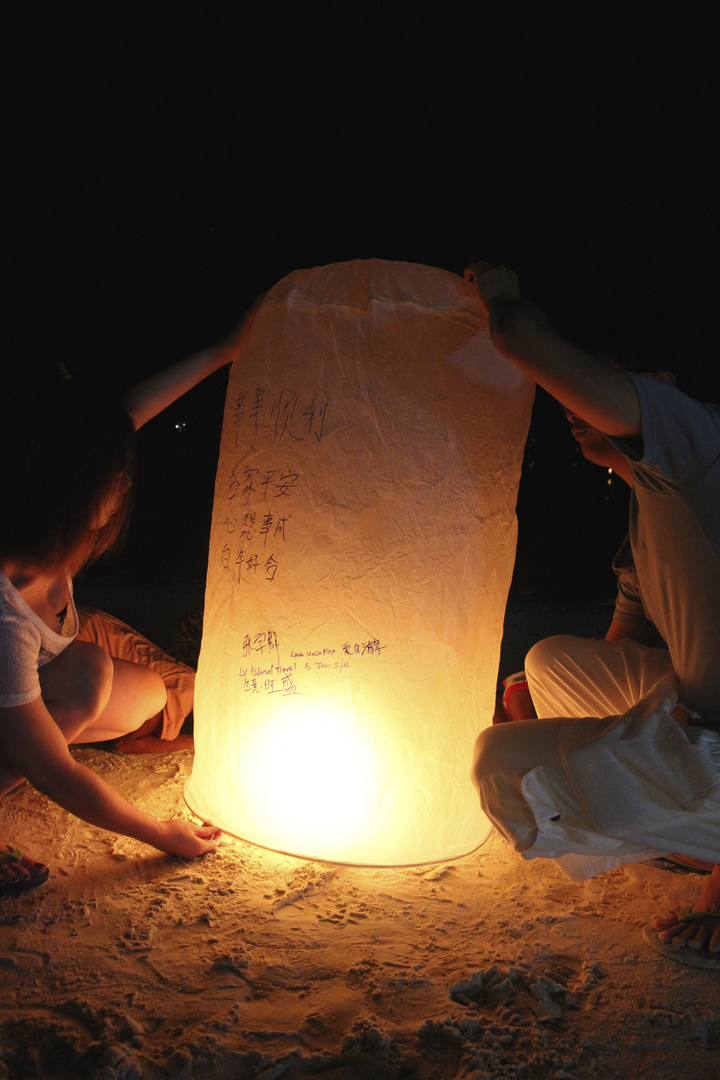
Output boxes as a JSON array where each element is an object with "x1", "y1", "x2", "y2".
[
  {"x1": 0, "y1": 568, "x2": 71, "y2": 638},
  {"x1": 0, "y1": 573, "x2": 38, "y2": 634},
  {"x1": 0, "y1": 582, "x2": 43, "y2": 706}
]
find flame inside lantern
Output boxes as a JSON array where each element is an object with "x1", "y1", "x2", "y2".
[{"x1": 185, "y1": 260, "x2": 533, "y2": 866}]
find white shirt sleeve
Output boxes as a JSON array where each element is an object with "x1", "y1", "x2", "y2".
[{"x1": 0, "y1": 613, "x2": 43, "y2": 707}]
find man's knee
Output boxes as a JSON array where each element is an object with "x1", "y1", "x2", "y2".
[
  {"x1": 472, "y1": 725, "x2": 541, "y2": 851},
  {"x1": 525, "y1": 634, "x2": 575, "y2": 685},
  {"x1": 472, "y1": 724, "x2": 515, "y2": 790}
]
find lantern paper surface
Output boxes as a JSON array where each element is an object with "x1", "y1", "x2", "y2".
[{"x1": 185, "y1": 260, "x2": 533, "y2": 866}]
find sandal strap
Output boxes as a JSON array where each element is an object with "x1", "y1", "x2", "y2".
[
  {"x1": 678, "y1": 905, "x2": 720, "y2": 923},
  {"x1": 0, "y1": 845, "x2": 23, "y2": 865}
]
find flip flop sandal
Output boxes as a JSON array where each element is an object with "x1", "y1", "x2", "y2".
[
  {"x1": 644, "y1": 856, "x2": 712, "y2": 876},
  {"x1": 0, "y1": 846, "x2": 50, "y2": 899},
  {"x1": 643, "y1": 908, "x2": 720, "y2": 970}
]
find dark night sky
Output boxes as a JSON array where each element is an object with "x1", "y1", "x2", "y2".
[{"x1": 3, "y1": 3, "x2": 717, "y2": 599}]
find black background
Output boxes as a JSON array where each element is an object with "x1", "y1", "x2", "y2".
[{"x1": 4, "y1": 3, "x2": 717, "y2": 604}]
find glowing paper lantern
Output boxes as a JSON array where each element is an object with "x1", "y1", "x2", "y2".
[{"x1": 185, "y1": 260, "x2": 533, "y2": 866}]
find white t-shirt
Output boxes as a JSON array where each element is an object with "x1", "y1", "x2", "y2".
[
  {"x1": 609, "y1": 375, "x2": 720, "y2": 715},
  {"x1": 0, "y1": 572, "x2": 78, "y2": 707}
]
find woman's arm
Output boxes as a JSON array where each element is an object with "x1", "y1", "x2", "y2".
[
  {"x1": 0, "y1": 699, "x2": 219, "y2": 857},
  {"x1": 128, "y1": 300, "x2": 261, "y2": 429},
  {"x1": 465, "y1": 263, "x2": 642, "y2": 438}
]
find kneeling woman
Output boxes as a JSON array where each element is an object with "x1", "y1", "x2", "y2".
[{"x1": 0, "y1": 325, "x2": 250, "y2": 896}]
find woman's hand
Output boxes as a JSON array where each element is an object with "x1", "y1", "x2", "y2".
[
  {"x1": 156, "y1": 820, "x2": 221, "y2": 858},
  {"x1": 464, "y1": 262, "x2": 520, "y2": 315},
  {"x1": 0, "y1": 697, "x2": 222, "y2": 858},
  {"x1": 214, "y1": 294, "x2": 264, "y2": 368}
]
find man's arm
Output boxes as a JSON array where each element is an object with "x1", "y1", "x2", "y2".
[
  {"x1": 605, "y1": 617, "x2": 664, "y2": 646},
  {"x1": 128, "y1": 300, "x2": 261, "y2": 429},
  {"x1": 465, "y1": 264, "x2": 642, "y2": 438}
]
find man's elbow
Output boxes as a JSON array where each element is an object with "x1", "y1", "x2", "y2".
[{"x1": 488, "y1": 299, "x2": 550, "y2": 356}]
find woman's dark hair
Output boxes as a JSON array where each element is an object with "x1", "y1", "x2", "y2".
[{"x1": 0, "y1": 364, "x2": 137, "y2": 574}]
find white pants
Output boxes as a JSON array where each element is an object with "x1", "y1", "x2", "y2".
[{"x1": 474, "y1": 635, "x2": 720, "y2": 879}]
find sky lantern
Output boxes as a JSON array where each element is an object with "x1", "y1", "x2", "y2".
[{"x1": 185, "y1": 260, "x2": 533, "y2": 866}]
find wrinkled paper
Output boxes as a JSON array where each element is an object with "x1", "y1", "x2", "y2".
[{"x1": 186, "y1": 260, "x2": 533, "y2": 865}]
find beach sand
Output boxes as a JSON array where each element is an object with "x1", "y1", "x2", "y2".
[
  {"x1": 2, "y1": 587, "x2": 719, "y2": 1079},
  {"x1": 2, "y1": 743, "x2": 720, "y2": 1080}
]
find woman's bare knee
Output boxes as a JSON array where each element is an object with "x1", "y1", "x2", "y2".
[
  {"x1": 38, "y1": 641, "x2": 113, "y2": 734},
  {"x1": 106, "y1": 659, "x2": 167, "y2": 725},
  {"x1": 72, "y1": 660, "x2": 168, "y2": 744}
]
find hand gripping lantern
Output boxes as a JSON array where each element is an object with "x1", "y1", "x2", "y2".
[{"x1": 185, "y1": 260, "x2": 533, "y2": 866}]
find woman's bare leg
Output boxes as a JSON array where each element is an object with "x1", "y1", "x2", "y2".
[
  {"x1": 75, "y1": 609, "x2": 195, "y2": 751},
  {"x1": 38, "y1": 641, "x2": 167, "y2": 745},
  {"x1": 37, "y1": 640, "x2": 114, "y2": 742},
  {"x1": 69, "y1": 657, "x2": 167, "y2": 743},
  {"x1": 70, "y1": 654, "x2": 194, "y2": 752}
]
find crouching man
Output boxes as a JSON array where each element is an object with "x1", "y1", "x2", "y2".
[{"x1": 467, "y1": 262, "x2": 720, "y2": 965}]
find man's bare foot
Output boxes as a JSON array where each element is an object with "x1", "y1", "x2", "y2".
[
  {"x1": 652, "y1": 863, "x2": 720, "y2": 952},
  {"x1": 0, "y1": 845, "x2": 49, "y2": 897}
]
